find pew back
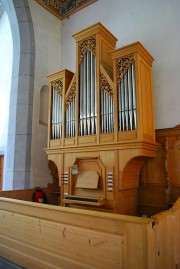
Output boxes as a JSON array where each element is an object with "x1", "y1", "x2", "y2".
[
  {"x1": 0, "y1": 197, "x2": 179, "y2": 269},
  {"x1": 0, "y1": 197, "x2": 155, "y2": 269}
]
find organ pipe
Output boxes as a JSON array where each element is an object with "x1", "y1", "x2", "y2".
[
  {"x1": 65, "y1": 81, "x2": 76, "y2": 138},
  {"x1": 51, "y1": 87, "x2": 63, "y2": 139},
  {"x1": 118, "y1": 60, "x2": 137, "y2": 131},
  {"x1": 50, "y1": 40, "x2": 142, "y2": 142},
  {"x1": 79, "y1": 51, "x2": 97, "y2": 136},
  {"x1": 50, "y1": 58, "x2": 137, "y2": 140},
  {"x1": 100, "y1": 89, "x2": 114, "y2": 134}
]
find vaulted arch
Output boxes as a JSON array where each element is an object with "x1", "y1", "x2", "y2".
[{"x1": 0, "y1": 0, "x2": 35, "y2": 189}]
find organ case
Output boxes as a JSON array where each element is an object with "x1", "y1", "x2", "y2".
[{"x1": 45, "y1": 23, "x2": 156, "y2": 215}]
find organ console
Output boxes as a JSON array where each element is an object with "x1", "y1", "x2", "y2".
[{"x1": 45, "y1": 23, "x2": 157, "y2": 215}]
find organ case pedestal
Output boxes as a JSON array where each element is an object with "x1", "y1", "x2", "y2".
[{"x1": 45, "y1": 23, "x2": 156, "y2": 215}]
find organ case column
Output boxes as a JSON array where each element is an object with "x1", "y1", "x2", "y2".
[
  {"x1": 72, "y1": 23, "x2": 117, "y2": 143},
  {"x1": 47, "y1": 70, "x2": 74, "y2": 147},
  {"x1": 111, "y1": 42, "x2": 155, "y2": 144}
]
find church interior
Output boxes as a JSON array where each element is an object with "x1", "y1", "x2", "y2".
[{"x1": 0, "y1": 0, "x2": 180, "y2": 268}]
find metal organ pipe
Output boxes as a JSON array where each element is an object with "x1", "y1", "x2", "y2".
[
  {"x1": 90, "y1": 50, "x2": 97, "y2": 135},
  {"x1": 52, "y1": 88, "x2": 55, "y2": 139},
  {"x1": 90, "y1": 52, "x2": 95, "y2": 134},
  {"x1": 79, "y1": 56, "x2": 84, "y2": 136},
  {"x1": 83, "y1": 52, "x2": 87, "y2": 135},
  {"x1": 50, "y1": 40, "x2": 140, "y2": 143},
  {"x1": 87, "y1": 51, "x2": 91, "y2": 135},
  {"x1": 103, "y1": 90, "x2": 106, "y2": 133},
  {"x1": 65, "y1": 96, "x2": 76, "y2": 138},
  {"x1": 128, "y1": 66, "x2": 133, "y2": 130},
  {"x1": 51, "y1": 87, "x2": 63, "y2": 139},
  {"x1": 79, "y1": 51, "x2": 96, "y2": 136},
  {"x1": 110, "y1": 95, "x2": 114, "y2": 132},
  {"x1": 131, "y1": 61, "x2": 137, "y2": 129},
  {"x1": 54, "y1": 89, "x2": 57, "y2": 138},
  {"x1": 124, "y1": 72, "x2": 129, "y2": 130},
  {"x1": 118, "y1": 60, "x2": 137, "y2": 131},
  {"x1": 100, "y1": 88, "x2": 114, "y2": 134}
]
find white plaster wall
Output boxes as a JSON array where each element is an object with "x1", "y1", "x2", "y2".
[
  {"x1": 0, "y1": 10, "x2": 12, "y2": 149},
  {"x1": 28, "y1": 0, "x2": 62, "y2": 188},
  {"x1": 61, "y1": 0, "x2": 180, "y2": 129}
]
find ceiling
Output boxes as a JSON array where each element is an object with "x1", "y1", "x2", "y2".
[{"x1": 35, "y1": 0, "x2": 97, "y2": 20}]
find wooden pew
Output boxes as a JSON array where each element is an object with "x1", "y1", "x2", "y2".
[
  {"x1": 0, "y1": 197, "x2": 155, "y2": 269},
  {"x1": 0, "y1": 187, "x2": 59, "y2": 205},
  {"x1": 0, "y1": 197, "x2": 179, "y2": 269}
]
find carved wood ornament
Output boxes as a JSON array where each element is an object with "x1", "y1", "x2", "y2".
[
  {"x1": 117, "y1": 56, "x2": 134, "y2": 83},
  {"x1": 79, "y1": 36, "x2": 96, "y2": 62},
  {"x1": 52, "y1": 79, "x2": 63, "y2": 96},
  {"x1": 100, "y1": 73, "x2": 113, "y2": 97},
  {"x1": 65, "y1": 81, "x2": 76, "y2": 110}
]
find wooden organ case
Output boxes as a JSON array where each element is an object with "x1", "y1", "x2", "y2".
[{"x1": 45, "y1": 23, "x2": 156, "y2": 215}]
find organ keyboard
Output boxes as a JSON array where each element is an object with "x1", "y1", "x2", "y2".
[{"x1": 63, "y1": 195, "x2": 105, "y2": 206}]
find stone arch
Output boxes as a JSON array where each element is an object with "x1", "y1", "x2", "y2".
[{"x1": 0, "y1": 0, "x2": 35, "y2": 189}]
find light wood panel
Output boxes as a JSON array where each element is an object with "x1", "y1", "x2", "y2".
[
  {"x1": 152, "y1": 198, "x2": 180, "y2": 269},
  {"x1": 138, "y1": 125, "x2": 180, "y2": 217},
  {"x1": 0, "y1": 197, "x2": 155, "y2": 269},
  {"x1": 0, "y1": 197, "x2": 179, "y2": 269}
]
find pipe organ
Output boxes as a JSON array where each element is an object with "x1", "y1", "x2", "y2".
[{"x1": 46, "y1": 23, "x2": 156, "y2": 215}]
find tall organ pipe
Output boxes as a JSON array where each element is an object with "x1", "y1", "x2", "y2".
[
  {"x1": 109, "y1": 93, "x2": 114, "y2": 133},
  {"x1": 100, "y1": 89, "x2": 114, "y2": 134},
  {"x1": 53, "y1": 89, "x2": 56, "y2": 138},
  {"x1": 87, "y1": 51, "x2": 91, "y2": 135},
  {"x1": 92, "y1": 52, "x2": 96, "y2": 134},
  {"x1": 79, "y1": 51, "x2": 96, "y2": 136},
  {"x1": 124, "y1": 72, "x2": 129, "y2": 130},
  {"x1": 83, "y1": 53, "x2": 87, "y2": 135},
  {"x1": 80, "y1": 56, "x2": 84, "y2": 136},
  {"x1": 66, "y1": 105, "x2": 69, "y2": 138},
  {"x1": 91, "y1": 52, "x2": 95, "y2": 134},
  {"x1": 72, "y1": 97, "x2": 76, "y2": 137},
  {"x1": 131, "y1": 61, "x2": 137, "y2": 129},
  {"x1": 101, "y1": 89, "x2": 104, "y2": 133},
  {"x1": 65, "y1": 96, "x2": 76, "y2": 138},
  {"x1": 128, "y1": 66, "x2": 133, "y2": 130},
  {"x1": 51, "y1": 87, "x2": 63, "y2": 139},
  {"x1": 52, "y1": 88, "x2": 55, "y2": 139},
  {"x1": 118, "y1": 60, "x2": 137, "y2": 131}
]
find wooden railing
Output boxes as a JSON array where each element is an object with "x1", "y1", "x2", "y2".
[
  {"x1": 152, "y1": 197, "x2": 180, "y2": 269},
  {"x1": 0, "y1": 197, "x2": 155, "y2": 269},
  {"x1": 0, "y1": 187, "x2": 59, "y2": 205},
  {"x1": 0, "y1": 197, "x2": 179, "y2": 269}
]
